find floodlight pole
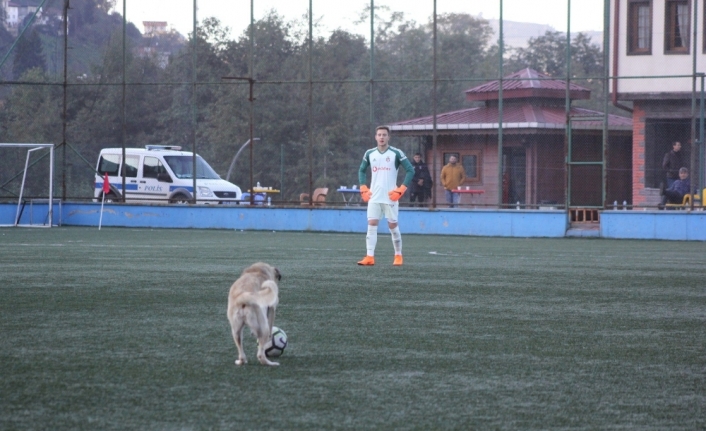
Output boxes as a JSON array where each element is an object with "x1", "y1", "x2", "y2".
[
  {"x1": 692, "y1": 73, "x2": 706, "y2": 195},
  {"x1": 226, "y1": 138, "x2": 260, "y2": 183},
  {"x1": 62, "y1": 0, "x2": 68, "y2": 201}
]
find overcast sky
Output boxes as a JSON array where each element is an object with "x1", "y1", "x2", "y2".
[{"x1": 114, "y1": 0, "x2": 605, "y2": 37}]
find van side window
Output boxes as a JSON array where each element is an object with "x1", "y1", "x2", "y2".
[
  {"x1": 143, "y1": 156, "x2": 166, "y2": 179},
  {"x1": 125, "y1": 155, "x2": 139, "y2": 178},
  {"x1": 98, "y1": 154, "x2": 120, "y2": 176}
]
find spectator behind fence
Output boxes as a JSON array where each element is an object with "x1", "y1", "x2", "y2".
[
  {"x1": 659, "y1": 167, "x2": 690, "y2": 209},
  {"x1": 409, "y1": 153, "x2": 432, "y2": 207},
  {"x1": 662, "y1": 141, "x2": 684, "y2": 189},
  {"x1": 440, "y1": 155, "x2": 465, "y2": 208}
]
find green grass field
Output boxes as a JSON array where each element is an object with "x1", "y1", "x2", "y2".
[{"x1": 1, "y1": 227, "x2": 705, "y2": 430}]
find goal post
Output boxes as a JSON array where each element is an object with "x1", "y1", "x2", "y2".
[{"x1": 0, "y1": 143, "x2": 55, "y2": 227}]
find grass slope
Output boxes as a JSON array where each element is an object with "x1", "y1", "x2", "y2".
[{"x1": 1, "y1": 227, "x2": 705, "y2": 430}]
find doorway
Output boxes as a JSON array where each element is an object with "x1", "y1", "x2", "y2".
[{"x1": 502, "y1": 147, "x2": 526, "y2": 205}]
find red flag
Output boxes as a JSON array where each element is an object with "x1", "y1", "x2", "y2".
[{"x1": 102, "y1": 173, "x2": 110, "y2": 194}]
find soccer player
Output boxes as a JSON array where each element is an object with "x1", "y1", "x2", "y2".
[{"x1": 356, "y1": 126, "x2": 414, "y2": 266}]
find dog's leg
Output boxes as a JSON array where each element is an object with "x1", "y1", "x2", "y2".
[
  {"x1": 256, "y1": 308, "x2": 279, "y2": 366},
  {"x1": 267, "y1": 306, "x2": 276, "y2": 333},
  {"x1": 230, "y1": 316, "x2": 247, "y2": 366},
  {"x1": 257, "y1": 334, "x2": 279, "y2": 366}
]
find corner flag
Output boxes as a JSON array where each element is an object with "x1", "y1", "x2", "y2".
[
  {"x1": 99, "y1": 173, "x2": 110, "y2": 230},
  {"x1": 102, "y1": 173, "x2": 110, "y2": 194}
]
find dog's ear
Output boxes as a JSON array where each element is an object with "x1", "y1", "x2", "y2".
[{"x1": 274, "y1": 267, "x2": 281, "y2": 281}]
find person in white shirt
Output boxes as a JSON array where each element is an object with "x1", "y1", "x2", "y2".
[{"x1": 356, "y1": 126, "x2": 414, "y2": 266}]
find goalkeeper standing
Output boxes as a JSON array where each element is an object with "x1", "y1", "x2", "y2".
[{"x1": 356, "y1": 126, "x2": 414, "y2": 266}]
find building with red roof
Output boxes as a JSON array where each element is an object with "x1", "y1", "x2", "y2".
[{"x1": 390, "y1": 68, "x2": 633, "y2": 209}]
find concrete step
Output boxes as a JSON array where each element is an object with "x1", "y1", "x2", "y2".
[{"x1": 566, "y1": 225, "x2": 600, "y2": 237}]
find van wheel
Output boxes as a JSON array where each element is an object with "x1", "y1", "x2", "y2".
[
  {"x1": 169, "y1": 193, "x2": 190, "y2": 204},
  {"x1": 101, "y1": 192, "x2": 119, "y2": 203}
]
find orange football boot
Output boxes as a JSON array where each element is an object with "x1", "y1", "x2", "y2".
[{"x1": 357, "y1": 255, "x2": 375, "y2": 266}]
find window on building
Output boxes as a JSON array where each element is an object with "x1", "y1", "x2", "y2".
[
  {"x1": 628, "y1": 1, "x2": 652, "y2": 54},
  {"x1": 461, "y1": 153, "x2": 481, "y2": 183},
  {"x1": 665, "y1": 0, "x2": 690, "y2": 53},
  {"x1": 443, "y1": 151, "x2": 482, "y2": 183}
]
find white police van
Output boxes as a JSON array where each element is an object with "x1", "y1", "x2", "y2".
[{"x1": 94, "y1": 146, "x2": 242, "y2": 204}]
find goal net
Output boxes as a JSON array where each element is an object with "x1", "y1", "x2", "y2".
[{"x1": 0, "y1": 143, "x2": 55, "y2": 227}]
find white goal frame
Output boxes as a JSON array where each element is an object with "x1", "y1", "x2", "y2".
[{"x1": 0, "y1": 143, "x2": 55, "y2": 228}]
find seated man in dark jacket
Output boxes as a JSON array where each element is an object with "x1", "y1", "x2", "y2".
[{"x1": 659, "y1": 167, "x2": 691, "y2": 208}]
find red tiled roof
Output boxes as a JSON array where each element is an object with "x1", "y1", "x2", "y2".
[
  {"x1": 389, "y1": 103, "x2": 632, "y2": 132},
  {"x1": 465, "y1": 68, "x2": 591, "y2": 101}
]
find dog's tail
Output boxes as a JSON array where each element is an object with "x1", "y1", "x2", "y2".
[{"x1": 233, "y1": 280, "x2": 278, "y2": 308}]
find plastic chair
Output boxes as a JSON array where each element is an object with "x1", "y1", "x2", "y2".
[
  {"x1": 313, "y1": 188, "x2": 328, "y2": 205},
  {"x1": 665, "y1": 189, "x2": 702, "y2": 209},
  {"x1": 240, "y1": 192, "x2": 265, "y2": 205},
  {"x1": 300, "y1": 187, "x2": 328, "y2": 206}
]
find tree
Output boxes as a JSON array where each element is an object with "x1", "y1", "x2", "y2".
[
  {"x1": 0, "y1": 24, "x2": 13, "y2": 80},
  {"x1": 0, "y1": 67, "x2": 63, "y2": 196},
  {"x1": 371, "y1": 12, "x2": 495, "y2": 123},
  {"x1": 1, "y1": 6, "x2": 509, "y2": 201},
  {"x1": 218, "y1": 12, "x2": 312, "y2": 195},
  {"x1": 95, "y1": 0, "x2": 117, "y2": 14},
  {"x1": 508, "y1": 30, "x2": 603, "y2": 79},
  {"x1": 12, "y1": 29, "x2": 46, "y2": 79},
  {"x1": 67, "y1": 30, "x2": 152, "y2": 146},
  {"x1": 506, "y1": 30, "x2": 606, "y2": 111}
]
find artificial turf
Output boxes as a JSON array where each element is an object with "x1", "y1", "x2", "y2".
[{"x1": 0, "y1": 227, "x2": 704, "y2": 430}]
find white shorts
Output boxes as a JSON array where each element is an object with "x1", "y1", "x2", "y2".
[{"x1": 367, "y1": 202, "x2": 399, "y2": 223}]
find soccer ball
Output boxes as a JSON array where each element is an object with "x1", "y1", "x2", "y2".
[{"x1": 264, "y1": 326, "x2": 287, "y2": 358}]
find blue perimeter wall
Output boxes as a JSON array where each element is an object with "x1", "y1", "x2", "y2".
[{"x1": 1, "y1": 203, "x2": 705, "y2": 241}]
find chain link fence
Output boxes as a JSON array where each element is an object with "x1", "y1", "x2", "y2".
[{"x1": 1, "y1": 0, "x2": 704, "y2": 211}]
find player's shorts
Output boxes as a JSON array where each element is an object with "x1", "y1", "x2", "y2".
[{"x1": 367, "y1": 201, "x2": 398, "y2": 223}]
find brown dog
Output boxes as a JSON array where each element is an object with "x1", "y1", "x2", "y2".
[{"x1": 227, "y1": 262, "x2": 281, "y2": 366}]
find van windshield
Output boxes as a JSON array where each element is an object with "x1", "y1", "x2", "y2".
[{"x1": 163, "y1": 155, "x2": 221, "y2": 180}]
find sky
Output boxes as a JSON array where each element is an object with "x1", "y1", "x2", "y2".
[{"x1": 114, "y1": 0, "x2": 606, "y2": 38}]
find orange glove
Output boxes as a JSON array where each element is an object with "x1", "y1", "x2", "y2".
[
  {"x1": 388, "y1": 184, "x2": 407, "y2": 201},
  {"x1": 360, "y1": 185, "x2": 371, "y2": 202}
]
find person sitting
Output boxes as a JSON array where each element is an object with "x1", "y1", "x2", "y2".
[{"x1": 659, "y1": 167, "x2": 691, "y2": 209}]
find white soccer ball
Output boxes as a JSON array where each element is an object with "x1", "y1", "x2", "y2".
[{"x1": 264, "y1": 326, "x2": 287, "y2": 358}]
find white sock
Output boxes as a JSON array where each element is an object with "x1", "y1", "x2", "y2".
[
  {"x1": 390, "y1": 226, "x2": 402, "y2": 255},
  {"x1": 366, "y1": 225, "x2": 378, "y2": 256}
]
